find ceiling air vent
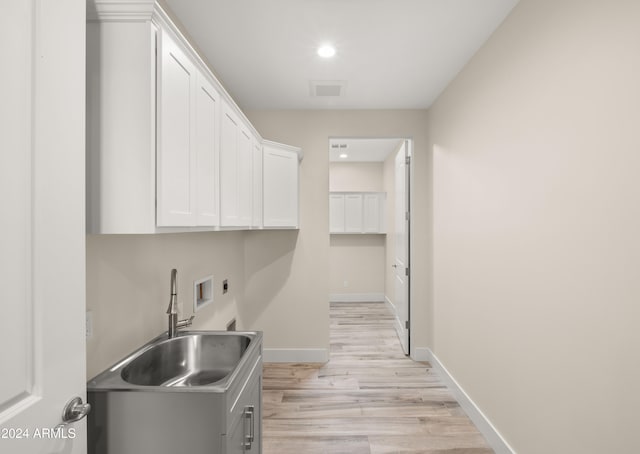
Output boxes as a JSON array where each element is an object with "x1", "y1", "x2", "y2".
[{"x1": 310, "y1": 80, "x2": 347, "y2": 97}]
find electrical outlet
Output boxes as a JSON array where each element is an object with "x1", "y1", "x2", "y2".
[
  {"x1": 223, "y1": 279, "x2": 229, "y2": 294},
  {"x1": 343, "y1": 280, "x2": 349, "y2": 288},
  {"x1": 86, "y1": 311, "x2": 93, "y2": 339}
]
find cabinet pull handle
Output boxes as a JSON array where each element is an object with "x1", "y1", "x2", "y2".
[{"x1": 242, "y1": 405, "x2": 255, "y2": 450}]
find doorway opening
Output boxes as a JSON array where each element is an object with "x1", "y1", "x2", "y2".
[{"x1": 328, "y1": 137, "x2": 412, "y2": 355}]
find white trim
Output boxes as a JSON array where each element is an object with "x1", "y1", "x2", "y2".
[
  {"x1": 263, "y1": 139, "x2": 303, "y2": 161},
  {"x1": 384, "y1": 295, "x2": 395, "y2": 311},
  {"x1": 330, "y1": 293, "x2": 385, "y2": 303},
  {"x1": 410, "y1": 346, "x2": 430, "y2": 362},
  {"x1": 425, "y1": 349, "x2": 516, "y2": 454},
  {"x1": 263, "y1": 348, "x2": 329, "y2": 363},
  {"x1": 88, "y1": 0, "x2": 156, "y2": 22}
]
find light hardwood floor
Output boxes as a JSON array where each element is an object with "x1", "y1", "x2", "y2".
[{"x1": 262, "y1": 302, "x2": 494, "y2": 454}]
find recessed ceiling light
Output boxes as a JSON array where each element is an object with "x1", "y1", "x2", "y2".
[
  {"x1": 339, "y1": 153, "x2": 348, "y2": 159},
  {"x1": 317, "y1": 44, "x2": 336, "y2": 58}
]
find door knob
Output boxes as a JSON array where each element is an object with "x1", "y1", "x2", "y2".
[{"x1": 57, "y1": 396, "x2": 91, "y2": 429}]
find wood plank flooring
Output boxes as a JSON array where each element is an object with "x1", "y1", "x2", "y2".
[{"x1": 262, "y1": 302, "x2": 494, "y2": 454}]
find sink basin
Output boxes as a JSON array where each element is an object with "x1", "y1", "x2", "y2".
[
  {"x1": 121, "y1": 333, "x2": 251, "y2": 387},
  {"x1": 87, "y1": 330, "x2": 261, "y2": 392}
]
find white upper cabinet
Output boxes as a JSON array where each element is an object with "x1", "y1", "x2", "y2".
[
  {"x1": 263, "y1": 141, "x2": 301, "y2": 228},
  {"x1": 329, "y1": 192, "x2": 385, "y2": 234},
  {"x1": 194, "y1": 74, "x2": 221, "y2": 226},
  {"x1": 86, "y1": 11, "x2": 158, "y2": 233},
  {"x1": 156, "y1": 29, "x2": 197, "y2": 226},
  {"x1": 220, "y1": 102, "x2": 252, "y2": 228},
  {"x1": 86, "y1": 0, "x2": 301, "y2": 233},
  {"x1": 157, "y1": 28, "x2": 222, "y2": 228}
]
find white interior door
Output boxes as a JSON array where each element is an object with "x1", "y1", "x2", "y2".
[
  {"x1": 393, "y1": 142, "x2": 410, "y2": 354},
  {"x1": 0, "y1": 1, "x2": 87, "y2": 452}
]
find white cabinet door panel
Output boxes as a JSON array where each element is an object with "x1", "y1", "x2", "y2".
[
  {"x1": 220, "y1": 103, "x2": 253, "y2": 228},
  {"x1": 238, "y1": 127, "x2": 253, "y2": 227},
  {"x1": 195, "y1": 75, "x2": 220, "y2": 226},
  {"x1": 363, "y1": 193, "x2": 381, "y2": 233},
  {"x1": 329, "y1": 194, "x2": 345, "y2": 233},
  {"x1": 220, "y1": 106, "x2": 239, "y2": 226},
  {"x1": 344, "y1": 194, "x2": 363, "y2": 232},
  {"x1": 157, "y1": 29, "x2": 196, "y2": 226},
  {"x1": 263, "y1": 145, "x2": 299, "y2": 228},
  {"x1": 252, "y1": 139, "x2": 263, "y2": 228}
]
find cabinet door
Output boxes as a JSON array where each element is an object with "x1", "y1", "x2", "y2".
[
  {"x1": 195, "y1": 74, "x2": 220, "y2": 226},
  {"x1": 220, "y1": 102, "x2": 253, "y2": 228},
  {"x1": 220, "y1": 104, "x2": 239, "y2": 226},
  {"x1": 226, "y1": 362, "x2": 262, "y2": 454},
  {"x1": 263, "y1": 145, "x2": 299, "y2": 228},
  {"x1": 157, "y1": 29, "x2": 196, "y2": 226},
  {"x1": 245, "y1": 375, "x2": 262, "y2": 453},
  {"x1": 252, "y1": 139, "x2": 263, "y2": 228},
  {"x1": 363, "y1": 193, "x2": 380, "y2": 233},
  {"x1": 344, "y1": 194, "x2": 363, "y2": 232},
  {"x1": 237, "y1": 125, "x2": 253, "y2": 227},
  {"x1": 329, "y1": 194, "x2": 345, "y2": 233}
]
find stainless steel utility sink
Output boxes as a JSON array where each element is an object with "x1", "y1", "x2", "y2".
[
  {"x1": 88, "y1": 330, "x2": 261, "y2": 392},
  {"x1": 87, "y1": 330, "x2": 263, "y2": 454},
  {"x1": 120, "y1": 333, "x2": 251, "y2": 387}
]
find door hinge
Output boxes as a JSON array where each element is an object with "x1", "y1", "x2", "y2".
[
  {"x1": 405, "y1": 320, "x2": 410, "y2": 330},
  {"x1": 405, "y1": 267, "x2": 410, "y2": 277},
  {"x1": 405, "y1": 156, "x2": 411, "y2": 165},
  {"x1": 405, "y1": 211, "x2": 410, "y2": 221}
]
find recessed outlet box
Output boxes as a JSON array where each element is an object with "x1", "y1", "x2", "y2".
[
  {"x1": 223, "y1": 279, "x2": 229, "y2": 294},
  {"x1": 194, "y1": 276, "x2": 214, "y2": 312}
]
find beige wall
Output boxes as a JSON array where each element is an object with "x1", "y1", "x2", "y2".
[
  {"x1": 86, "y1": 231, "x2": 245, "y2": 378},
  {"x1": 329, "y1": 235, "x2": 385, "y2": 296},
  {"x1": 246, "y1": 110, "x2": 430, "y2": 351},
  {"x1": 427, "y1": 0, "x2": 640, "y2": 452},
  {"x1": 329, "y1": 162, "x2": 383, "y2": 192}
]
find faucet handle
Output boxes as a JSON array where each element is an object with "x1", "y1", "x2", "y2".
[{"x1": 176, "y1": 315, "x2": 195, "y2": 329}]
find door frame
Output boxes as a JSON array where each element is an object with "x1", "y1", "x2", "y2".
[{"x1": 327, "y1": 136, "x2": 413, "y2": 354}]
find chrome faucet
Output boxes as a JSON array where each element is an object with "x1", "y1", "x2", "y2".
[{"x1": 166, "y1": 268, "x2": 194, "y2": 338}]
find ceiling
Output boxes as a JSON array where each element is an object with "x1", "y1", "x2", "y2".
[
  {"x1": 329, "y1": 138, "x2": 403, "y2": 162},
  {"x1": 164, "y1": 0, "x2": 520, "y2": 110}
]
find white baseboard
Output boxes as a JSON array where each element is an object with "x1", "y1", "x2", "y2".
[
  {"x1": 263, "y1": 348, "x2": 329, "y2": 363},
  {"x1": 425, "y1": 349, "x2": 516, "y2": 454},
  {"x1": 330, "y1": 293, "x2": 385, "y2": 303}
]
